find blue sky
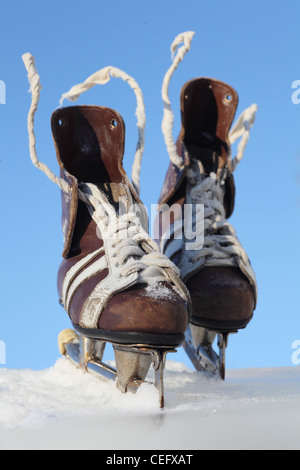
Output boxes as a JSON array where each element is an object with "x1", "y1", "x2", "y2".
[{"x1": 0, "y1": 0, "x2": 300, "y2": 372}]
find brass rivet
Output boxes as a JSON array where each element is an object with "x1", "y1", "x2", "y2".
[
  {"x1": 224, "y1": 94, "x2": 232, "y2": 104},
  {"x1": 110, "y1": 119, "x2": 118, "y2": 129}
]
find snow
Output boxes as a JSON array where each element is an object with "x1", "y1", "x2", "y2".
[
  {"x1": 143, "y1": 283, "x2": 178, "y2": 300},
  {"x1": 0, "y1": 358, "x2": 300, "y2": 450}
]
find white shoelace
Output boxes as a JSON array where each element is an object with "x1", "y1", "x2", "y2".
[
  {"x1": 81, "y1": 182, "x2": 190, "y2": 300},
  {"x1": 161, "y1": 31, "x2": 195, "y2": 168},
  {"x1": 185, "y1": 162, "x2": 252, "y2": 268}
]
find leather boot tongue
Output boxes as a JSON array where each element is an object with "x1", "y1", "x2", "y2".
[
  {"x1": 180, "y1": 78, "x2": 238, "y2": 175},
  {"x1": 99, "y1": 183, "x2": 134, "y2": 214},
  {"x1": 187, "y1": 147, "x2": 226, "y2": 177},
  {"x1": 99, "y1": 182, "x2": 149, "y2": 232},
  {"x1": 51, "y1": 105, "x2": 127, "y2": 185}
]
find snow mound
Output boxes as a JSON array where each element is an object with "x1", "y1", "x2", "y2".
[{"x1": 0, "y1": 358, "x2": 300, "y2": 450}]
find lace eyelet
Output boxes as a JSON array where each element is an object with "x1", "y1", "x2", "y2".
[
  {"x1": 58, "y1": 117, "x2": 66, "y2": 128},
  {"x1": 224, "y1": 93, "x2": 232, "y2": 104},
  {"x1": 110, "y1": 119, "x2": 118, "y2": 130}
]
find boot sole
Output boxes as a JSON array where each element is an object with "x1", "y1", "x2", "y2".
[
  {"x1": 72, "y1": 323, "x2": 184, "y2": 348},
  {"x1": 190, "y1": 314, "x2": 253, "y2": 333}
]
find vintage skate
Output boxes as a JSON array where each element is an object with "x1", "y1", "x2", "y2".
[
  {"x1": 156, "y1": 33, "x2": 258, "y2": 379},
  {"x1": 23, "y1": 54, "x2": 191, "y2": 408}
]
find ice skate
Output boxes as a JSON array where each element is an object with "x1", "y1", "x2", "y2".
[
  {"x1": 23, "y1": 54, "x2": 191, "y2": 408},
  {"x1": 156, "y1": 33, "x2": 258, "y2": 379}
]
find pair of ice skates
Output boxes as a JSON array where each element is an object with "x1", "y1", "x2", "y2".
[{"x1": 23, "y1": 32, "x2": 257, "y2": 409}]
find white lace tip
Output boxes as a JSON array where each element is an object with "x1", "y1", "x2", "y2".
[
  {"x1": 171, "y1": 31, "x2": 196, "y2": 59},
  {"x1": 22, "y1": 52, "x2": 42, "y2": 95},
  {"x1": 22, "y1": 52, "x2": 34, "y2": 70},
  {"x1": 59, "y1": 93, "x2": 78, "y2": 107},
  {"x1": 162, "y1": 31, "x2": 195, "y2": 168},
  {"x1": 245, "y1": 103, "x2": 258, "y2": 123}
]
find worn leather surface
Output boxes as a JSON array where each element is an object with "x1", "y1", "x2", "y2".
[
  {"x1": 186, "y1": 267, "x2": 255, "y2": 331},
  {"x1": 52, "y1": 106, "x2": 126, "y2": 185},
  {"x1": 158, "y1": 139, "x2": 189, "y2": 206},
  {"x1": 52, "y1": 105, "x2": 189, "y2": 339},
  {"x1": 181, "y1": 78, "x2": 238, "y2": 162},
  {"x1": 91, "y1": 282, "x2": 188, "y2": 334},
  {"x1": 60, "y1": 171, "x2": 78, "y2": 258}
]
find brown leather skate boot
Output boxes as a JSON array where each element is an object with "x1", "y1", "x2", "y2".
[
  {"x1": 23, "y1": 53, "x2": 190, "y2": 407},
  {"x1": 53, "y1": 105, "x2": 189, "y2": 345},
  {"x1": 156, "y1": 77, "x2": 258, "y2": 378}
]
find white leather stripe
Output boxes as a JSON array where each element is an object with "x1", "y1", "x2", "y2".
[
  {"x1": 80, "y1": 270, "x2": 138, "y2": 329},
  {"x1": 65, "y1": 253, "x2": 107, "y2": 313},
  {"x1": 62, "y1": 247, "x2": 104, "y2": 306}
]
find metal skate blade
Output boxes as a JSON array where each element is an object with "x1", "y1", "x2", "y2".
[
  {"x1": 218, "y1": 331, "x2": 238, "y2": 380},
  {"x1": 113, "y1": 345, "x2": 152, "y2": 394},
  {"x1": 217, "y1": 333, "x2": 229, "y2": 381},
  {"x1": 183, "y1": 325, "x2": 237, "y2": 380},
  {"x1": 151, "y1": 348, "x2": 175, "y2": 410},
  {"x1": 183, "y1": 325, "x2": 219, "y2": 374},
  {"x1": 58, "y1": 329, "x2": 117, "y2": 382},
  {"x1": 114, "y1": 345, "x2": 176, "y2": 410},
  {"x1": 58, "y1": 330, "x2": 175, "y2": 409}
]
